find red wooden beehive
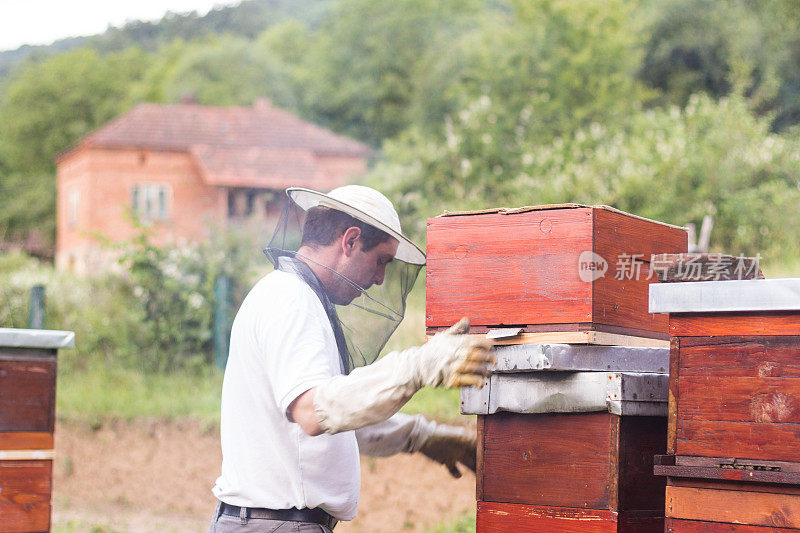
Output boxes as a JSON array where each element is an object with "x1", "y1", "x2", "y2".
[
  {"x1": 650, "y1": 279, "x2": 800, "y2": 531},
  {"x1": 0, "y1": 328, "x2": 73, "y2": 533},
  {"x1": 426, "y1": 205, "x2": 687, "y2": 340},
  {"x1": 477, "y1": 412, "x2": 667, "y2": 532}
]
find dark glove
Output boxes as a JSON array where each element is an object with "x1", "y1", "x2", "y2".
[{"x1": 418, "y1": 424, "x2": 476, "y2": 478}]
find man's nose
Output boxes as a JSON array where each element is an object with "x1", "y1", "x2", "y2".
[{"x1": 373, "y1": 267, "x2": 386, "y2": 286}]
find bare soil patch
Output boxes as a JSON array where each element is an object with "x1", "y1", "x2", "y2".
[{"x1": 53, "y1": 419, "x2": 475, "y2": 532}]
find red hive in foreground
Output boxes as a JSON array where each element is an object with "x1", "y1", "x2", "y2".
[{"x1": 651, "y1": 279, "x2": 800, "y2": 532}]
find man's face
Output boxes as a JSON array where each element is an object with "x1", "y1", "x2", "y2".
[{"x1": 332, "y1": 234, "x2": 399, "y2": 305}]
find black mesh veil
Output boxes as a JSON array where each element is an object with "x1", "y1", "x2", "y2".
[{"x1": 264, "y1": 194, "x2": 423, "y2": 373}]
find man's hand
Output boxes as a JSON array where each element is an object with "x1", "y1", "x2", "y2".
[
  {"x1": 415, "y1": 317, "x2": 495, "y2": 389},
  {"x1": 418, "y1": 424, "x2": 476, "y2": 478}
]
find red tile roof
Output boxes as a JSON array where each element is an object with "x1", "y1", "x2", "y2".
[
  {"x1": 69, "y1": 101, "x2": 371, "y2": 188},
  {"x1": 190, "y1": 145, "x2": 319, "y2": 188}
]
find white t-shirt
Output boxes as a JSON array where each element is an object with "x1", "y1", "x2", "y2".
[{"x1": 212, "y1": 270, "x2": 360, "y2": 520}]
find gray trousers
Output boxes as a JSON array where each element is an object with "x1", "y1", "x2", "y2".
[{"x1": 210, "y1": 502, "x2": 334, "y2": 533}]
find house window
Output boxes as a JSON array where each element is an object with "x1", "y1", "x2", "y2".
[
  {"x1": 68, "y1": 188, "x2": 79, "y2": 228},
  {"x1": 131, "y1": 184, "x2": 171, "y2": 221},
  {"x1": 227, "y1": 188, "x2": 283, "y2": 219}
]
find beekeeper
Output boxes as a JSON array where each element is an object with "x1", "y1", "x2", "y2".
[{"x1": 210, "y1": 185, "x2": 494, "y2": 532}]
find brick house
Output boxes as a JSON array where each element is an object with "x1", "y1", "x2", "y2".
[{"x1": 55, "y1": 99, "x2": 371, "y2": 273}]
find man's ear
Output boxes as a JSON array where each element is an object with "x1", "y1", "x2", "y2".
[{"x1": 341, "y1": 227, "x2": 362, "y2": 256}]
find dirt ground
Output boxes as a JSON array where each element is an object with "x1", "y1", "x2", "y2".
[{"x1": 52, "y1": 419, "x2": 476, "y2": 532}]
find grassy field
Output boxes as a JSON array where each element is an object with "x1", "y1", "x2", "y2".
[{"x1": 56, "y1": 366, "x2": 224, "y2": 426}]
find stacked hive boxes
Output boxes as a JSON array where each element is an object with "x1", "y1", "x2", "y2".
[
  {"x1": 462, "y1": 345, "x2": 671, "y2": 531},
  {"x1": 650, "y1": 279, "x2": 800, "y2": 531},
  {"x1": 426, "y1": 205, "x2": 687, "y2": 532},
  {"x1": 0, "y1": 328, "x2": 74, "y2": 533}
]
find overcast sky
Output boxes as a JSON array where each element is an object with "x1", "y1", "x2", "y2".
[{"x1": 0, "y1": 0, "x2": 241, "y2": 52}]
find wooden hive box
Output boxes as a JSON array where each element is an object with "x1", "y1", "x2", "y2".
[
  {"x1": 426, "y1": 205, "x2": 687, "y2": 342},
  {"x1": 464, "y1": 344, "x2": 669, "y2": 532},
  {"x1": 477, "y1": 412, "x2": 667, "y2": 532},
  {"x1": 0, "y1": 328, "x2": 74, "y2": 533},
  {"x1": 649, "y1": 279, "x2": 800, "y2": 463},
  {"x1": 650, "y1": 279, "x2": 800, "y2": 531},
  {"x1": 658, "y1": 470, "x2": 800, "y2": 532}
]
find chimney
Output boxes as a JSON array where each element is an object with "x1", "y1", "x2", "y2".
[
  {"x1": 180, "y1": 93, "x2": 198, "y2": 105},
  {"x1": 254, "y1": 97, "x2": 272, "y2": 110}
]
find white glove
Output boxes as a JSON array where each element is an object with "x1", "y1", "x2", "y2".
[
  {"x1": 355, "y1": 413, "x2": 436, "y2": 457},
  {"x1": 355, "y1": 413, "x2": 476, "y2": 478},
  {"x1": 314, "y1": 317, "x2": 493, "y2": 434}
]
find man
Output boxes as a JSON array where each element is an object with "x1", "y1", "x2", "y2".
[{"x1": 210, "y1": 185, "x2": 493, "y2": 532}]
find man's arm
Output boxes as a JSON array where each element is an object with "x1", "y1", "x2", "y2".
[
  {"x1": 288, "y1": 388, "x2": 323, "y2": 436},
  {"x1": 354, "y1": 412, "x2": 435, "y2": 456},
  {"x1": 287, "y1": 317, "x2": 493, "y2": 436}
]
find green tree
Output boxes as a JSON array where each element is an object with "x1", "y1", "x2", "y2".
[
  {"x1": 254, "y1": 19, "x2": 315, "y2": 103},
  {"x1": 126, "y1": 39, "x2": 191, "y2": 104},
  {"x1": 0, "y1": 47, "x2": 151, "y2": 246},
  {"x1": 0, "y1": 47, "x2": 150, "y2": 174},
  {"x1": 524, "y1": 93, "x2": 800, "y2": 261},
  {"x1": 256, "y1": 19, "x2": 313, "y2": 68},
  {"x1": 300, "y1": 0, "x2": 479, "y2": 145},
  {"x1": 640, "y1": 0, "x2": 800, "y2": 131},
  {"x1": 760, "y1": 0, "x2": 800, "y2": 131},
  {"x1": 379, "y1": 92, "x2": 800, "y2": 262},
  {"x1": 372, "y1": 0, "x2": 649, "y2": 234},
  {"x1": 0, "y1": 172, "x2": 55, "y2": 251},
  {"x1": 158, "y1": 36, "x2": 298, "y2": 109}
]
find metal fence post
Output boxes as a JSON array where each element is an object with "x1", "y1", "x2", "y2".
[
  {"x1": 29, "y1": 285, "x2": 45, "y2": 329},
  {"x1": 213, "y1": 275, "x2": 231, "y2": 369}
]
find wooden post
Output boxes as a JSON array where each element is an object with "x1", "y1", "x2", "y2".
[
  {"x1": 213, "y1": 275, "x2": 231, "y2": 370},
  {"x1": 28, "y1": 285, "x2": 45, "y2": 329}
]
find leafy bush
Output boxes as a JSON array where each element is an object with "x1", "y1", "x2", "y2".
[
  {"x1": 115, "y1": 224, "x2": 269, "y2": 372},
  {"x1": 520, "y1": 93, "x2": 800, "y2": 260},
  {"x1": 0, "y1": 253, "x2": 144, "y2": 373},
  {"x1": 0, "y1": 225, "x2": 270, "y2": 374}
]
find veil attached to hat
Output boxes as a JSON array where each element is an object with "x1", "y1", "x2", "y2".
[{"x1": 264, "y1": 190, "x2": 424, "y2": 374}]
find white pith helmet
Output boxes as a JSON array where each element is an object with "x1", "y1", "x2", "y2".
[{"x1": 286, "y1": 185, "x2": 426, "y2": 265}]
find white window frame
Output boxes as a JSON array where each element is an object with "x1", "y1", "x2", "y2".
[
  {"x1": 131, "y1": 183, "x2": 172, "y2": 222},
  {"x1": 68, "y1": 187, "x2": 79, "y2": 228}
]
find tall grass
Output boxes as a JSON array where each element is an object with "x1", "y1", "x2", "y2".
[
  {"x1": 424, "y1": 510, "x2": 476, "y2": 533},
  {"x1": 57, "y1": 366, "x2": 223, "y2": 426},
  {"x1": 764, "y1": 255, "x2": 800, "y2": 278}
]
